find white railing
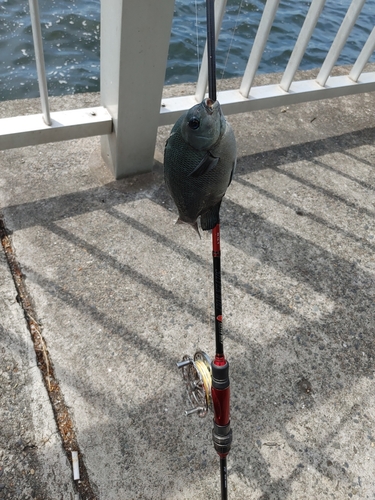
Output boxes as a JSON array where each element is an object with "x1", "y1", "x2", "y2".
[
  {"x1": 0, "y1": 0, "x2": 374, "y2": 179},
  {"x1": 161, "y1": 0, "x2": 375, "y2": 121}
]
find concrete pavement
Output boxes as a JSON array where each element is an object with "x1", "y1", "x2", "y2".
[{"x1": 0, "y1": 74, "x2": 375, "y2": 499}]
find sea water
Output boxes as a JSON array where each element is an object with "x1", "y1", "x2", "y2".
[{"x1": 0, "y1": 0, "x2": 374, "y2": 101}]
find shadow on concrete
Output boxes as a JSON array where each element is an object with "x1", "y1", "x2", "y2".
[{"x1": 2, "y1": 124, "x2": 374, "y2": 498}]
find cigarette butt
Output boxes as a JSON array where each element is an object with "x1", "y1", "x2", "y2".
[{"x1": 72, "y1": 451, "x2": 80, "y2": 480}]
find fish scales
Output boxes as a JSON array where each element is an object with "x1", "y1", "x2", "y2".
[{"x1": 164, "y1": 98, "x2": 236, "y2": 233}]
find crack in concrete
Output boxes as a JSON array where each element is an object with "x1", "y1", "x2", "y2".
[{"x1": 0, "y1": 216, "x2": 97, "y2": 500}]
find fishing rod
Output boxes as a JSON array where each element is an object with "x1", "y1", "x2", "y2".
[
  {"x1": 211, "y1": 223, "x2": 232, "y2": 500},
  {"x1": 206, "y1": 0, "x2": 217, "y2": 102},
  {"x1": 176, "y1": 1, "x2": 232, "y2": 499},
  {"x1": 207, "y1": 2, "x2": 232, "y2": 496}
]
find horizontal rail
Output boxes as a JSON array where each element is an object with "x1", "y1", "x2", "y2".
[
  {"x1": 0, "y1": 107, "x2": 112, "y2": 150},
  {"x1": 159, "y1": 71, "x2": 375, "y2": 126}
]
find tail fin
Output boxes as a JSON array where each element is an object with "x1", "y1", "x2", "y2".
[{"x1": 201, "y1": 201, "x2": 221, "y2": 231}]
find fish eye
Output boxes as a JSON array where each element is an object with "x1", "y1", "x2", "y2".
[{"x1": 188, "y1": 117, "x2": 200, "y2": 130}]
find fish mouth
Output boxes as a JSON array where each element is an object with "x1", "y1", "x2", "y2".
[{"x1": 203, "y1": 97, "x2": 219, "y2": 113}]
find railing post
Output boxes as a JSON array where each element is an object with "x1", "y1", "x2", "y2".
[
  {"x1": 239, "y1": 0, "x2": 280, "y2": 98},
  {"x1": 100, "y1": 0, "x2": 175, "y2": 179},
  {"x1": 316, "y1": 0, "x2": 366, "y2": 87},
  {"x1": 28, "y1": 0, "x2": 51, "y2": 126}
]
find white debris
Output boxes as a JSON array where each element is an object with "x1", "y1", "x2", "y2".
[{"x1": 71, "y1": 451, "x2": 80, "y2": 480}]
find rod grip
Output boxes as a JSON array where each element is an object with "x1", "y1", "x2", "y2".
[
  {"x1": 212, "y1": 420, "x2": 232, "y2": 458},
  {"x1": 211, "y1": 358, "x2": 232, "y2": 457}
]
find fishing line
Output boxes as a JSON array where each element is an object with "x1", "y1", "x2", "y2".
[
  {"x1": 194, "y1": 359, "x2": 212, "y2": 403},
  {"x1": 221, "y1": 0, "x2": 245, "y2": 81},
  {"x1": 195, "y1": 0, "x2": 201, "y2": 75}
]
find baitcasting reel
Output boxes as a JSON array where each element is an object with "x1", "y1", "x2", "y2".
[{"x1": 176, "y1": 351, "x2": 212, "y2": 417}]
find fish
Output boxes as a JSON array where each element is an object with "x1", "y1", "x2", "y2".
[{"x1": 164, "y1": 98, "x2": 236, "y2": 234}]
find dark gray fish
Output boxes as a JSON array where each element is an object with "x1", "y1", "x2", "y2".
[{"x1": 164, "y1": 98, "x2": 236, "y2": 234}]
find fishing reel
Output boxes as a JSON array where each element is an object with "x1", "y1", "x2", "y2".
[{"x1": 176, "y1": 351, "x2": 212, "y2": 417}]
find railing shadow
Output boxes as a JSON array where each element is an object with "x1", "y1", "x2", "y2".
[{"x1": 1, "y1": 124, "x2": 374, "y2": 498}]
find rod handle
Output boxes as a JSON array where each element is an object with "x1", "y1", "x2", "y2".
[{"x1": 211, "y1": 358, "x2": 232, "y2": 457}]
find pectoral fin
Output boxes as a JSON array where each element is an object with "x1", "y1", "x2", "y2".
[{"x1": 189, "y1": 151, "x2": 219, "y2": 178}]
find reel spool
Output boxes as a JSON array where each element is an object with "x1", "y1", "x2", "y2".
[{"x1": 176, "y1": 351, "x2": 212, "y2": 417}]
